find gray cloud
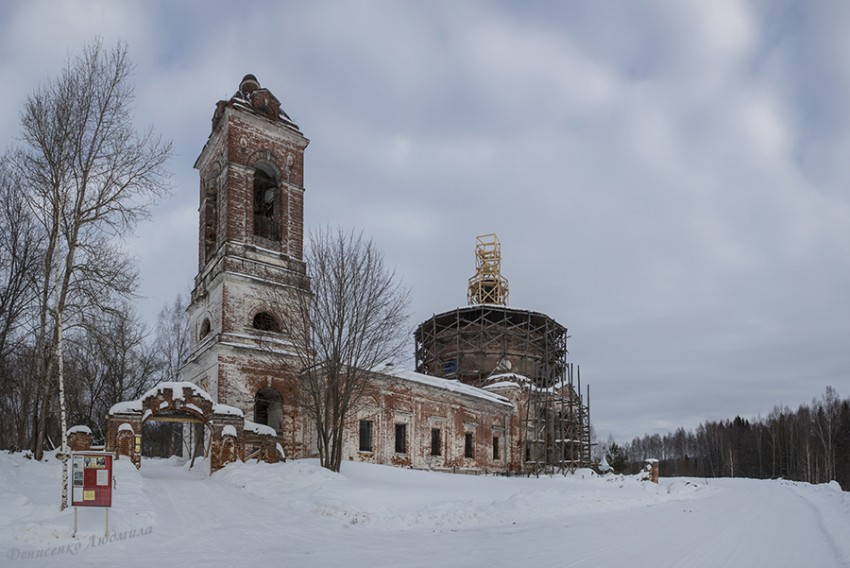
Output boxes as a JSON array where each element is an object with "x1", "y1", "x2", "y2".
[{"x1": 1, "y1": 0, "x2": 847, "y2": 444}]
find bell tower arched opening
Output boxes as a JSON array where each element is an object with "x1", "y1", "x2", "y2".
[
  {"x1": 252, "y1": 311, "x2": 280, "y2": 332},
  {"x1": 253, "y1": 161, "x2": 279, "y2": 241}
]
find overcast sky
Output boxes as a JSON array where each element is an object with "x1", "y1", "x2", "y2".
[{"x1": 1, "y1": 0, "x2": 848, "y2": 444}]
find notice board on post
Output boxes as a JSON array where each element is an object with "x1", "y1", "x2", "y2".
[{"x1": 70, "y1": 451, "x2": 112, "y2": 507}]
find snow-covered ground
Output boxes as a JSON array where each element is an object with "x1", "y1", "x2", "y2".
[{"x1": 2, "y1": 451, "x2": 849, "y2": 567}]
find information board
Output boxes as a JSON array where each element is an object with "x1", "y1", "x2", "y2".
[{"x1": 70, "y1": 451, "x2": 112, "y2": 508}]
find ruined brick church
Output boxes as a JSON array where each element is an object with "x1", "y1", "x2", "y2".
[{"x1": 105, "y1": 75, "x2": 591, "y2": 474}]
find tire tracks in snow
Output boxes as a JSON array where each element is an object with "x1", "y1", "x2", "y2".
[{"x1": 780, "y1": 481, "x2": 850, "y2": 567}]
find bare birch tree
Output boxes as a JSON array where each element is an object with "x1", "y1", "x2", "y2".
[
  {"x1": 812, "y1": 386, "x2": 841, "y2": 483},
  {"x1": 269, "y1": 227, "x2": 409, "y2": 472},
  {"x1": 11, "y1": 38, "x2": 172, "y2": 474}
]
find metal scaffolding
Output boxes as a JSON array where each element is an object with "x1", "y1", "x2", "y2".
[
  {"x1": 414, "y1": 305, "x2": 592, "y2": 474},
  {"x1": 414, "y1": 233, "x2": 593, "y2": 474},
  {"x1": 523, "y1": 363, "x2": 592, "y2": 475},
  {"x1": 414, "y1": 305, "x2": 566, "y2": 386}
]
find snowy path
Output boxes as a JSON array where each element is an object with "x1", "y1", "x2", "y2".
[
  {"x1": 2, "y1": 454, "x2": 849, "y2": 568},
  {"x1": 261, "y1": 476, "x2": 849, "y2": 568},
  {"x1": 434, "y1": 479, "x2": 850, "y2": 568}
]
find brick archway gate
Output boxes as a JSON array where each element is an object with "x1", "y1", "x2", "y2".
[
  {"x1": 140, "y1": 408, "x2": 207, "y2": 462},
  {"x1": 105, "y1": 382, "x2": 282, "y2": 473}
]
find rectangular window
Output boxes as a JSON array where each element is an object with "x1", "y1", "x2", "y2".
[
  {"x1": 493, "y1": 436, "x2": 500, "y2": 460},
  {"x1": 444, "y1": 360, "x2": 457, "y2": 375},
  {"x1": 430, "y1": 428, "x2": 442, "y2": 456},
  {"x1": 394, "y1": 423, "x2": 407, "y2": 454},
  {"x1": 359, "y1": 420, "x2": 373, "y2": 452},
  {"x1": 464, "y1": 433, "x2": 474, "y2": 459}
]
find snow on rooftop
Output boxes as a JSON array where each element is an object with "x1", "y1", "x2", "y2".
[
  {"x1": 66, "y1": 425, "x2": 92, "y2": 435},
  {"x1": 141, "y1": 381, "x2": 214, "y2": 404},
  {"x1": 222, "y1": 425, "x2": 238, "y2": 438},
  {"x1": 486, "y1": 373, "x2": 531, "y2": 383},
  {"x1": 118, "y1": 423, "x2": 134, "y2": 433},
  {"x1": 483, "y1": 373, "x2": 572, "y2": 396},
  {"x1": 109, "y1": 400, "x2": 143, "y2": 414},
  {"x1": 483, "y1": 381, "x2": 522, "y2": 391},
  {"x1": 244, "y1": 420, "x2": 276, "y2": 437},
  {"x1": 214, "y1": 403, "x2": 244, "y2": 417},
  {"x1": 380, "y1": 367, "x2": 512, "y2": 407},
  {"x1": 229, "y1": 94, "x2": 299, "y2": 128}
]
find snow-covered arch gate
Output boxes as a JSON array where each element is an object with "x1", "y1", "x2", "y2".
[{"x1": 105, "y1": 382, "x2": 283, "y2": 473}]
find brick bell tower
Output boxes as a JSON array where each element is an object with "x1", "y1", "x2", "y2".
[{"x1": 181, "y1": 74, "x2": 310, "y2": 456}]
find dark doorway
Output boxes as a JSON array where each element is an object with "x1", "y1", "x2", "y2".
[{"x1": 254, "y1": 388, "x2": 283, "y2": 433}]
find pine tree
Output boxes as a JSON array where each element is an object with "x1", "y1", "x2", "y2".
[{"x1": 606, "y1": 442, "x2": 628, "y2": 473}]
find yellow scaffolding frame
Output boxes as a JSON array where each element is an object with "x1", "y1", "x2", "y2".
[{"x1": 468, "y1": 233, "x2": 509, "y2": 306}]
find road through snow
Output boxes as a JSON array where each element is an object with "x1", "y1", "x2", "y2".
[{"x1": 2, "y1": 455, "x2": 849, "y2": 568}]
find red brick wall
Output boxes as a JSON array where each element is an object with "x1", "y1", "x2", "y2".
[{"x1": 342, "y1": 373, "x2": 516, "y2": 473}]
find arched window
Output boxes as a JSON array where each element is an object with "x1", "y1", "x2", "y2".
[
  {"x1": 253, "y1": 161, "x2": 279, "y2": 240},
  {"x1": 254, "y1": 388, "x2": 283, "y2": 433},
  {"x1": 199, "y1": 318, "x2": 211, "y2": 340},
  {"x1": 252, "y1": 311, "x2": 280, "y2": 332},
  {"x1": 203, "y1": 182, "x2": 218, "y2": 263}
]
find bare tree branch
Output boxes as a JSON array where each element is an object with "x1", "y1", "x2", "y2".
[
  {"x1": 265, "y1": 226, "x2": 410, "y2": 472},
  {"x1": 10, "y1": 38, "x2": 172, "y2": 462}
]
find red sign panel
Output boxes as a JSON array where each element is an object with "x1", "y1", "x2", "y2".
[{"x1": 70, "y1": 451, "x2": 112, "y2": 508}]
